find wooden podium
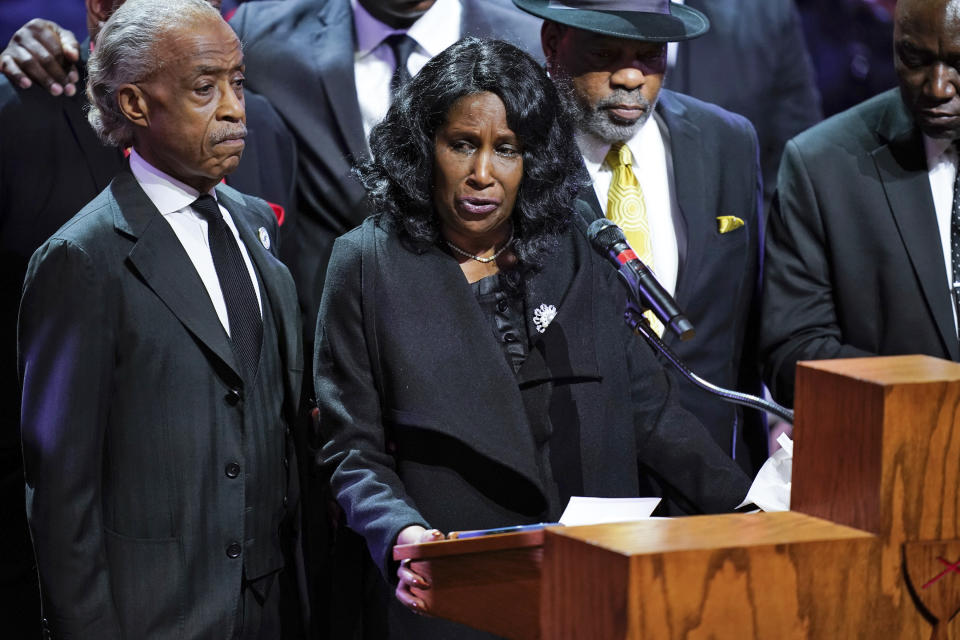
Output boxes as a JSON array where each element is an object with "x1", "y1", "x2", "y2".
[{"x1": 394, "y1": 355, "x2": 960, "y2": 639}]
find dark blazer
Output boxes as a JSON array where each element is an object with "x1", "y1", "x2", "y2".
[
  {"x1": 18, "y1": 172, "x2": 303, "y2": 639},
  {"x1": 666, "y1": 0, "x2": 822, "y2": 206},
  {"x1": 760, "y1": 88, "x2": 956, "y2": 406},
  {"x1": 579, "y1": 90, "x2": 766, "y2": 473},
  {"x1": 230, "y1": 0, "x2": 544, "y2": 343},
  {"x1": 315, "y1": 213, "x2": 751, "y2": 637}
]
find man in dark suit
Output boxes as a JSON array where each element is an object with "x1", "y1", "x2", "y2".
[
  {"x1": 17, "y1": 1, "x2": 302, "y2": 636},
  {"x1": 0, "y1": 2, "x2": 298, "y2": 634},
  {"x1": 761, "y1": 0, "x2": 960, "y2": 407},
  {"x1": 514, "y1": 0, "x2": 767, "y2": 479},
  {"x1": 666, "y1": 0, "x2": 822, "y2": 207}
]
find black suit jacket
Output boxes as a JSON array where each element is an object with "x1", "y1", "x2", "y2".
[
  {"x1": 666, "y1": 0, "x2": 822, "y2": 206},
  {"x1": 231, "y1": 0, "x2": 544, "y2": 344},
  {"x1": 761, "y1": 88, "x2": 956, "y2": 406},
  {"x1": 580, "y1": 90, "x2": 766, "y2": 473},
  {"x1": 18, "y1": 172, "x2": 303, "y2": 639}
]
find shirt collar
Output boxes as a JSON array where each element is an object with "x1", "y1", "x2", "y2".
[
  {"x1": 924, "y1": 134, "x2": 955, "y2": 169},
  {"x1": 129, "y1": 147, "x2": 216, "y2": 217},
  {"x1": 351, "y1": 0, "x2": 460, "y2": 59},
  {"x1": 576, "y1": 111, "x2": 663, "y2": 177}
]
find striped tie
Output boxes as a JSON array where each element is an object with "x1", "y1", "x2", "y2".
[
  {"x1": 193, "y1": 194, "x2": 263, "y2": 380},
  {"x1": 605, "y1": 142, "x2": 664, "y2": 337}
]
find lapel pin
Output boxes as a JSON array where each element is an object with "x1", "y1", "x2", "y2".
[
  {"x1": 533, "y1": 303, "x2": 557, "y2": 334},
  {"x1": 258, "y1": 227, "x2": 271, "y2": 250}
]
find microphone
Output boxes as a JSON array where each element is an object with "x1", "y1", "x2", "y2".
[{"x1": 587, "y1": 218, "x2": 695, "y2": 340}]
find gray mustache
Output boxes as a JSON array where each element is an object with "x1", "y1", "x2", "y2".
[
  {"x1": 596, "y1": 90, "x2": 651, "y2": 111},
  {"x1": 210, "y1": 124, "x2": 248, "y2": 145}
]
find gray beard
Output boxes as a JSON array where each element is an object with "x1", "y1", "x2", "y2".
[{"x1": 553, "y1": 72, "x2": 657, "y2": 145}]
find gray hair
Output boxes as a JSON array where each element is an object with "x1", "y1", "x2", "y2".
[{"x1": 86, "y1": 0, "x2": 224, "y2": 148}]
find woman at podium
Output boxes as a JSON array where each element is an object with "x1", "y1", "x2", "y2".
[{"x1": 314, "y1": 37, "x2": 751, "y2": 638}]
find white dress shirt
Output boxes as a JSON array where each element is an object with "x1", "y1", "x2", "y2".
[
  {"x1": 579, "y1": 112, "x2": 682, "y2": 296},
  {"x1": 352, "y1": 0, "x2": 462, "y2": 137},
  {"x1": 129, "y1": 148, "x2": 263, "y2": 337},
  {"x1": 925, "y1": 134, "x2": 959, "y2": 334}
]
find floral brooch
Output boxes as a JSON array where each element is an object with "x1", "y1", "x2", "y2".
[{"x1": 533, "y1": 303, "x2": 557, "y2": 334}]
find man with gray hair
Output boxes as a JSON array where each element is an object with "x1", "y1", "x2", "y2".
[{"x1": 17, "y1": 0, "x2": 303, "y2": 637}]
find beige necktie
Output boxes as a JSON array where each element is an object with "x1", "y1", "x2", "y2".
[{"x1": 605, "y1": 142, "x2": 664, "y2": 337}]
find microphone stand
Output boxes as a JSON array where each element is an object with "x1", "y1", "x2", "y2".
[{"x1": 624, "y1": 302, "x2": 794, "y2": 424}]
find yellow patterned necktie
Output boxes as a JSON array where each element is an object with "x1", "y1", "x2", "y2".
[{"x1": 605, "y1": 142, "x2": 665, "y2": 337}]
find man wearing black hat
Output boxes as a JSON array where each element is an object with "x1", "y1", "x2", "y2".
[{"x1": 514, "y1": 0, "x2": 767, "y2": 489}]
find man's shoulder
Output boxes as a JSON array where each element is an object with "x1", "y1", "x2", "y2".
[
  {"x1": 231, "y1": 0, "x2": 342, "y2": 41},
  {"x1": 461, "y1": 0, "x2": 544, "y2": 61},
  {"x1": 40, "y1": 187, "x2": 118, "y2": 251},
  {"x1": 217, "y1": 183, "x2": 276, "y2": 227},
  {"x1": 0, "y1": 74, "x2": 74, "y2": 125},
  {"x1": 659, "y1": 89, "x2": 756, "y2": 139},
  {"x1": 789, "y1": 89, "x2": 900, "y2": 156},
  {"x1": 691, "y1": 0, "x2": 796, "y2": 30}
]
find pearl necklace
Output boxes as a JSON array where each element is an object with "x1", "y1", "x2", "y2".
[{"x1": 444, "y1": 225, "x2": 515, "y2": 264}]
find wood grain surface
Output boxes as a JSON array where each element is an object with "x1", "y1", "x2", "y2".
[
  {"x1": 541, "y1": 513, "x2": 876, "y2": 639},
  {"x1": 794, "y1": 355, "x2": 960, "y2": 639}
]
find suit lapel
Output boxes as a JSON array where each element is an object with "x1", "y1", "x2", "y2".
[
  {"x1": 517, "y1": 222, "x2": 600, "y2": 386},
  {"x1": 112, "y1": 171, "x2": 242, "y2": 382},
  {"x1": 578, "y1": 182, "x2": 604, "y2": 222},
  {"x1": 657, "y1": 91, "x2": 705, "y2": 337},
  {"x1": 872, "y1": 98, "x2": 959, "y2": 360},
  {"x1": 314, "y1": 0, "x2": 369, "y2": 162}
]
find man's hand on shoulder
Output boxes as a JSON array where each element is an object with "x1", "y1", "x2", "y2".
[{"x1": 0, "y1": 19, "x2": 80, "y2": 96}]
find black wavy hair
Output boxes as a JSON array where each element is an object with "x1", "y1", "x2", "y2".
[{"x1": 356, "y1": 37, "x2": 586, "y2": 284}]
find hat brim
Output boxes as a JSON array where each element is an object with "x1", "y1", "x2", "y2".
[{"x1": 512, "y1": 0, "x2": 709, "y2": 42}]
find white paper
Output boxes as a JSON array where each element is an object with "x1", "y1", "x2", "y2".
[
  {"x1": 740, "y1": 432, "x2": 793, "y2": 512},
  {"x1": 558, "y1": 496, "x2": 661, "y2": 526}
]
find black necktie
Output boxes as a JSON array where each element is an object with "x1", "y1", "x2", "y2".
[
  {"x1": 384, "y1": 33, "x2": 417, "y2": 99},
  {"x1": 192, "y1": 194, "x2": 262, "y2": 379}
]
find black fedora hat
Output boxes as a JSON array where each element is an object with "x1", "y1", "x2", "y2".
[{"x1": 512, "y1": 0, "x2": 709, "y2": 42}]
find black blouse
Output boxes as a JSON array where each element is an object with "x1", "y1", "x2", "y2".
[{"x1": 470, "y1": 273, "x2": 528, "y2": 373}]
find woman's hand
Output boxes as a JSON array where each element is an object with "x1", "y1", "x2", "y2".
[{"x1": 394, "y1": 525, "x2": 446, "y2": 614}]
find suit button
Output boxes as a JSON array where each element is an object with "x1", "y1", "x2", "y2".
[
  {"x1": 282, "y1": 495, "x2": 289, "y2": 507},
  {"x1": 225, "y1": 462, "x2": 241, "y2": 478},
  {"x1": 504, "y1": 333, "x2": 517, "y2": 343},
  {"x1": 226, "y1": 541, "x2": 242, "y2": 558},
  {"x1": 497, "y1": 299, "x2": 509, "y2": 313},
  {"x1": 225, "y1": 388, "x2": 242, "y2": 406},
  {"x1": 282, "y1": 456, "x2": 289, "y2": 469}
]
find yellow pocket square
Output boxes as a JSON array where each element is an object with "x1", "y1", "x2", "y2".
[{"x1": 717, "y1": 215, "x2": 745, "y2": 233}]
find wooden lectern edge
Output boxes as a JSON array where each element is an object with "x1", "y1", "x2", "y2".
[
  {"x1": 543, "y1": 512, "x2": 874, "y2": 557},
  {"x1": 797, "y1": 354, "x2": 960, "y2": 386},
  {"x1": 393, "y1": 528, "x2": 550, "y2": 562},
  {"x1": 393, "y1": 512, "x2": 875, "y2": 562}
]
